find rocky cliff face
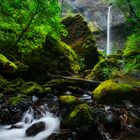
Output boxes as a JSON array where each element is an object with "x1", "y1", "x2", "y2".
[
  {"x1": 61, "y1": 0, "x2": 128, "y2": 52},
  {"x1": 61, "y1": 0, "x2": 125, "y2": 30}
]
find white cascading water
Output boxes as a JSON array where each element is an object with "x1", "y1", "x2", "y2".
[
  {"x1": 0, "y1": 104, "x2": 60, "y2": 140},
  {"x1": 106, "y1": 5, "x2": 112, "y2": 56}
]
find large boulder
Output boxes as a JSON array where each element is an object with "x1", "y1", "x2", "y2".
[
  {"x1": 93, "y1": 79, "x2": 140, "y2": 103},
  {"x1": 62, "y1": 14, "x2": 99, "y2": 69},
  {"x1": 66, "y1": 103, "x2": 93, "y2": 131},
  {"x1": 24, "y1": 36, "x2": 80, "y2": 83}
]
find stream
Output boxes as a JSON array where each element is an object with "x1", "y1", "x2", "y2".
[{"x1": 0, "y1": 104, "x2": 60, "y2": 140}]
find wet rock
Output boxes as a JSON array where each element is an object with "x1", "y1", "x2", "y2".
[
  {"x1": 103, "y1": 113, "x2": 121, "y2": 131},
  {"x1": 26, "y1": 121, "x2": 46, "y2": 136},
  {"x1": 48, "y1": 130, "x2": 76, "y2": 140},
  {"x1": 9, "y1": 124, "x2": 23, "y2": 129},
  {"x1": 128, "y1": 108, "x2": 140, "y2": 128},
  {"x1": 0, "y1": 97, "x2": 31, "y2": 124}
]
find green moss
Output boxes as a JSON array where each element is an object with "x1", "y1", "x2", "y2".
[
  {"x1": 44, "y1": 87, "x2": 52, "y2": 94},
  {"x1": 87, "y1": 58, "x2": 119, "y2": 81},
  {"x1": 59, "y1": 95, "x2": 80, "y2": 105},
  {"x1": 9, "y1": 78, "x2": 24, "y2": 88},
  {"x1": 0, "y1": 75, "x2": 9, "y2": 91},
  {"x1": 0, "y1": 54, "x2": 17, "y2": 73},
  {"x1": 57, "y1": 40, "x2": 80, "y2": 72},
  {"x1": 93, "y1": 79, "x2": 140, "y2": 103},
  {"x1": 62, "y1": 14, "x2": 99, "y2": 69},
  {"x1": 9, "y1": 94, "x2": 27, "y2": 106},
  {"x1": 67, "y1": 103, "x2": 93, "y2": 128},
  {"x1": 22, "y1": 82, "x2": 43, "y2": 95},
  {"x1": 24, "y1": 37, "x2": 80, "y2": 83}
]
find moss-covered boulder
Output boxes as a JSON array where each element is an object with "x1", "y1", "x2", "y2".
[
  {"x1": 87, "y1": 58, "x2": 120, "y2": 81},
  {"x1": 24, "y1": 36, "x2": 80, "y2": 83},
  {"x1": 0, "y1": 54, "x2": 17, "y2": 74},
  {"x1": 93, "y1": 79, "x2": 140, "y2": 103},
  {"x1": 67, "y1": 103, "x2": 93, "y2": 129},
  {"x1": 62, "y1": 14, "x2": 99, "y2": 69},
  {"x1": 21, "y1": 82, "x2": 44, "y2": 96},
  {"x1": 59, "y1": 95, "x2": 81, "y2": 106},
  {"x1": 9, "y1": 94, "x2": 27, "y2": 106}
]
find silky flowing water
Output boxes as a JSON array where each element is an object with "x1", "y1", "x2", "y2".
[
  {"x1": 106, "y1": 5, "x2": 112, "y2": 56},
  {"x1": 0, "y1": 104, "x2": 60, "y2": 140}
]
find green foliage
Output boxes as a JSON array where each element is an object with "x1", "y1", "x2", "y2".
[
  {"x1": 125, "y1": 33, "x2": 140, "y2": 53},
  {"x1": 124, "y1": 32, "x2": 140, "y2": 72},
  {"x1": 87, "y1": 58, "x2": 119, "y2": 81},
  {"x1": 0, "y1": 0, "x2": 66, "y2": 54}
]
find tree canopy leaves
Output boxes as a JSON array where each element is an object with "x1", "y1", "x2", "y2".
[{"x1": 0, "y1": 0, "x2": 66, "y2": 54}]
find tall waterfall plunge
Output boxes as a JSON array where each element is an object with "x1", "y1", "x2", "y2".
[{"x1": 106, "y1": 5, "x2": 112, "y2": 56}]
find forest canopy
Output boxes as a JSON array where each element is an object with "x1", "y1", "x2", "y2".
[{"x1": 0, "y1": 0, "x2": 66, "y2": 54}]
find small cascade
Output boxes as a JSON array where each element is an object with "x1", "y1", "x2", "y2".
[
  {"x1": 0, "y1": 104, "x2": 60, "y2": 140},
  {"x1": 106, "y1": 5, "x2": 112, "y2": 56}
]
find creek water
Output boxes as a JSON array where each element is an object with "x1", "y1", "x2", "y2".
[{"x1": 0, "y1": 104, "x2": 60, "y2": 140}]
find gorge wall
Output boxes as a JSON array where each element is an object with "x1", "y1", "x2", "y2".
[{"x1": 61, "y1": 0, "x2": 129, "y2": 53}]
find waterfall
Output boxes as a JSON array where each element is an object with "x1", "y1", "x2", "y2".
[
  {"x1": 0, "y1": 104, "x2": 60, "y2": 140},
  {"x1": 106, "y1": 5, "x2": 112, "y2": 56}
]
